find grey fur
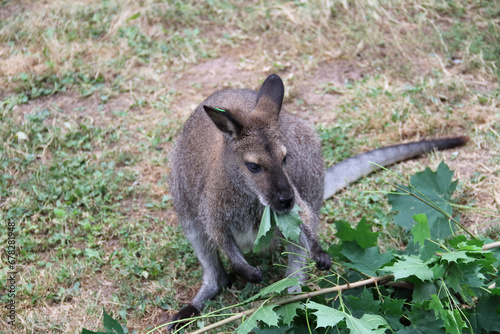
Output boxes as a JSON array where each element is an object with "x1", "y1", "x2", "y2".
[{"x1": 167, "y1": 74, "x2": 467, "y2": 327}]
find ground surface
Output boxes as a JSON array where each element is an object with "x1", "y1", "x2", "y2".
[{"x1": 0, "y1": 0, "x2": 499, "y2": 333}]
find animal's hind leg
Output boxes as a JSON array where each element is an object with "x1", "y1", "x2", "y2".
[
  {"x1": 190, "y1": 240, "x2": 228, "y2": 310},
  {"x1": 169, "y1": 227, "x2": 228, "y2": 329}
]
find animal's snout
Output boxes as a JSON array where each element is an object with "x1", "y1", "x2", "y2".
[{"x1": 276, "y1": 191, "x2": 295, "y2": 211}]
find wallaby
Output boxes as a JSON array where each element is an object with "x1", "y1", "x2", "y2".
[{"x1": 167, "y1": 74, "x2": 467, "y2": 329}]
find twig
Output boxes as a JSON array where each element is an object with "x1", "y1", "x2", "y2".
[
  {"x1": 190, "y1": 274, "x2": 394, "y2": 334},
  {"x1": 483, "y1": 241, "x2": 500, "y2": 251}
]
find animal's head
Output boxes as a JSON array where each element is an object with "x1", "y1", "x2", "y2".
[{"x1": 203, "y1": 74, "x2": 295, "y2": 213}]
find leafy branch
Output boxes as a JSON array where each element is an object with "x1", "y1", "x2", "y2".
[
  {"x1": 164, "y1": 235, "x2": 500, "y2": 333},
  {"x1": 189, "y1": 275, "x2": 394, "y2": 334}
]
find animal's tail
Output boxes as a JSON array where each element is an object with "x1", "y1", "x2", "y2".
[{"x1": 323, "y1": 136, "x2": 469, "y2": 200}]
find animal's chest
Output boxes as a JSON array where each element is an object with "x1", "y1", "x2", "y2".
[
  {"x1": 223, "y1": 201, "x2": 263, "y2": 253},
  {"x1": 232, "y1": 225, "x2": 260, "y2": 253}
]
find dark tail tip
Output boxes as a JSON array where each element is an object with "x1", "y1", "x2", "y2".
[
  {"x1": 433, "y1": 136, "x2": 469, "y2": 150},
  {"x1": 454, "y1": 135, "x2": 470, "y2": 145}
]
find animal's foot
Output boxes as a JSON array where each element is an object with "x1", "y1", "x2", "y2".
[
  {"x1": 235, "y1": 264, "x2": 263, "y2": 283},
  {"x1": 313, "y1": 250, "x2": 332, "y2": 271},
  {"x1": 168, "y1": 304, "x2": 200, "y2": 331}
]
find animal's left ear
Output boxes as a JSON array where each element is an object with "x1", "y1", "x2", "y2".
[
  {"x1": 253, "y1": 74, "x2": 285, "y2": 119},
  {"x1": 203, "y1": 105, "x2": 244, "y2": 140}
]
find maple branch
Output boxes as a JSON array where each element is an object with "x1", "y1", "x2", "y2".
[{"x1": 189, "y1": 274, "x2": 394, "y2": 334}]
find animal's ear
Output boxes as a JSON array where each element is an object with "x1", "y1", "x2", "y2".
[
  {"x1": 204, "y1": 105, "x2": 243, "y2": 140},
  {"x1": 254, "y1": 74, "x2": 285, "y2": 118}
]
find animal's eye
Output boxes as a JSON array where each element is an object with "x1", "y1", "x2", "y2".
[
  {"x1": 282, "y1": 154, "x2": 288, "y2": 165},
  {"x1": 245, "y1": 162, "x2": 262, "y2": 173}
]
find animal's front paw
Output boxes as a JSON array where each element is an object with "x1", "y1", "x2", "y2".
[
  {"x1": 168, "y1": 304, "x2": 200, "y2": 331},
  {"x1": 237, "y1": 265, "x2": 263, "y2": 283},
  {"x1": 314, "y1": 250, "x2": 332, "y2": 271}
]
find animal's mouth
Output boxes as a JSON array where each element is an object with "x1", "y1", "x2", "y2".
[
  {"x1": 271, "y1": 207, "x2": 293, "y2": 214},
  {"x1": 258, "y1": 199, "x2": 294, "y2": 214},
  {"x1": 269, "y1": 195, "x2": 295, "y2": 213},
  {"x1": 257, "y1": 189, "x2": 295, "y2": 214}
]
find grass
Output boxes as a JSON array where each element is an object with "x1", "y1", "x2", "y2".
[{"x1": 0, "y1": 0, "x2": 499, "y2": 333}]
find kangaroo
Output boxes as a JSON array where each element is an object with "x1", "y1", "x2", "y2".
[{"x1": 168, "y1": 74, "x2": 467, "y2": 329}]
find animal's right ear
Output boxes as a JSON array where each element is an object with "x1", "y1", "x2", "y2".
[
  {"x1": 254, "y1": 74, "x2": 285, "y2": 119},
  {"x1": 204, "y1": 106, "x2": 243, "y2": 140}
]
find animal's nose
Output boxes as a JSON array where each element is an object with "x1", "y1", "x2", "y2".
[{"x1": 278, "y1": 192, "x2": 294, "y2": 209}]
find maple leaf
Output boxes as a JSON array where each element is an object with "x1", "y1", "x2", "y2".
[{"x1": 388, "y1": 162, "x2": 458, "y2": 240}]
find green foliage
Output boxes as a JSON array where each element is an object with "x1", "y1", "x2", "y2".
[
  {"x1": 254, "y1": 206, "x2": 276, "y2": 253},
  {"x1": 411, "y1": 214, "x2": 431, "y2": 248},
  {"x1": 246, "y1": 277, "x2": 300, "y2": 303},
  {"x1": 387, "y1": 162, "x2": 458, "y2": 240},
  {"x1": 203, "y1": 162, "x2": 500, "y2": 334},
  {"x1": 236, "y1": 304, "x2": 280, "y2": 334},
  {"x1": 276, "y1": 302, "x2": 304, "y2": 326},
  {"x1": 382, "y1": 255, "x2": 433, "y2": 282},
  {"x1": 334, "y1": 218, "x2": 378, "y2": 249},
  {"x1": 81, "y1": 308, "x2": 127, "y2": 334},
  {"x1": 306, "y1": 302, "x2": 346, "y2": 329}
]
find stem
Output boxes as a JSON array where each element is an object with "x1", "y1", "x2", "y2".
[
  {"x1": 305, "y1": 304, "x2": 312, "y2": 334},
  {"x1": 483, "y1": 241, "x2": 500, "y2": 250},
  {"x1": 189, "y1": 274, "x2": 394, "y2": 334},
  {"x1": 427, "y1": 238, "x2": 450, "y2": 253}
]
